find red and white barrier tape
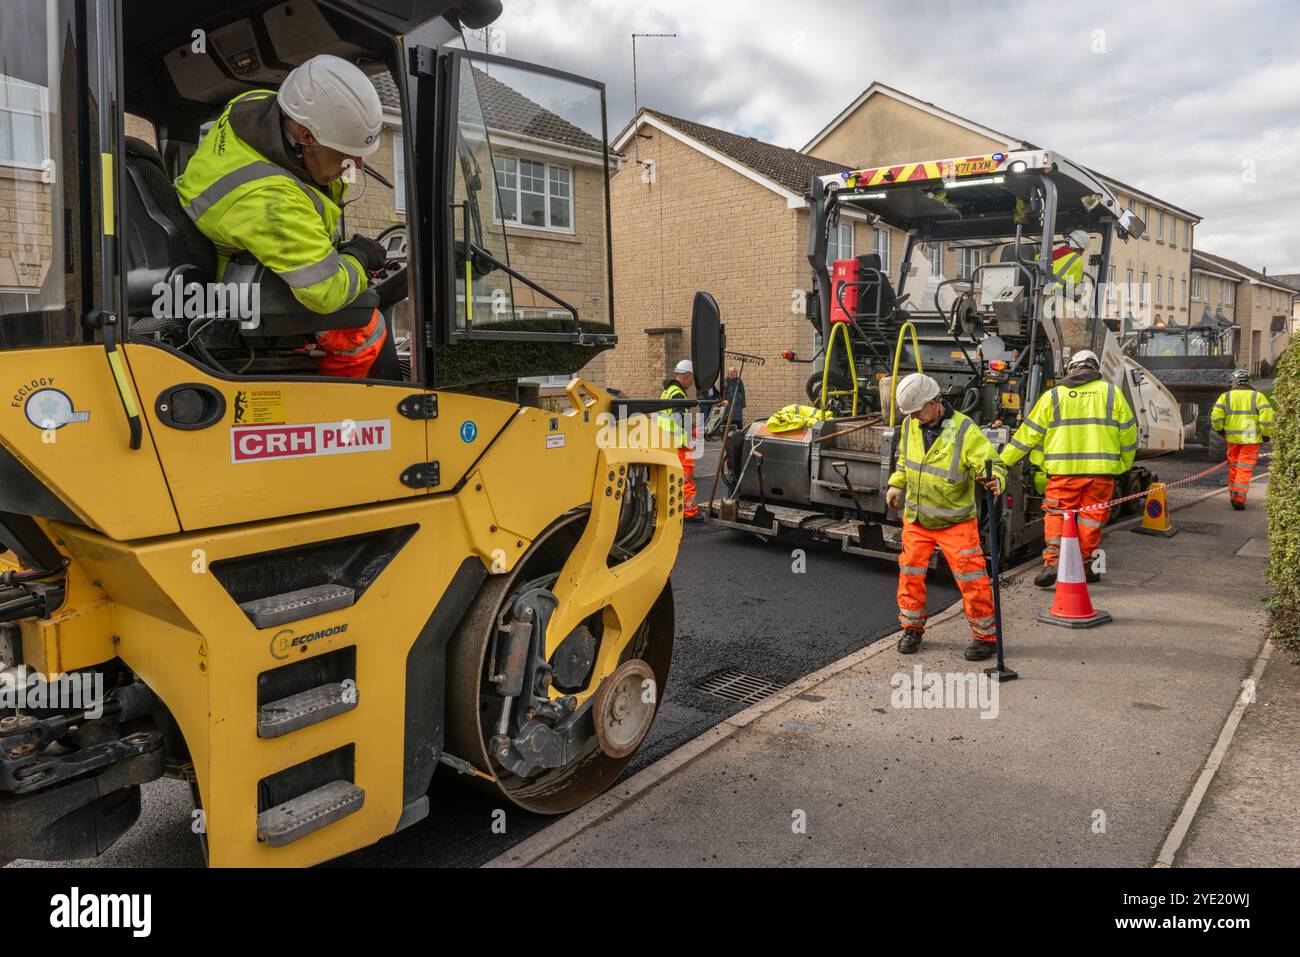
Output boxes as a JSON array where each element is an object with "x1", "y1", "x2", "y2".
[{"x1": 1074, "y1": 448, "x2": 1272, "y2": 514}]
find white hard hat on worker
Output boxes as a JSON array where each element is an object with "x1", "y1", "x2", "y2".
[
  {"x1": 895, "y1": 372, "x2": 941, "y2": 416},
  {"x1": 1067, "y1": 349, "x2": 1100, "y2": 373},
  {"x1": 279, "y1": 54, "x2": 383, "y2": 159}
]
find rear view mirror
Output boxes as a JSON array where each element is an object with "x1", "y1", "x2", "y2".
[
  {"x1": 691, "y1": 292, "x2": 724, "y2": 392},
  {"x1": 1118, "y1": 209, "x2": 1146, "y2": 241}
]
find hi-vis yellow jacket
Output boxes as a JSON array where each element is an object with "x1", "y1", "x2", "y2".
[
  {"x1": 888, "y1": 409, "x2": 1007, "y2": 529},
  {"x1": 175, "y1": 90, "x2": 368, "y2": 315},
  {"x1": 657, "y1": 382, "x2": 690, "y2": 448},
  {"x1": 1211, "y1": 388, "x2": 1273, "y2": 445},
  {"x1": 1001, "y1": 378, "x2": 1137, "y2": 476}
]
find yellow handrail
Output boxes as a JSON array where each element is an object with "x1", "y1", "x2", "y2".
[
  {"x1": 819, "y1": 322, "x2": 859, "y2": 416},
  {"x1": 888, "y1": 321, "x2": 924, "y2": 428}
]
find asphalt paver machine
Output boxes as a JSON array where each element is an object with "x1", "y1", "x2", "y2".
[{"x1": 714, "y1": 148, "x2": 1183, "y2": 561}]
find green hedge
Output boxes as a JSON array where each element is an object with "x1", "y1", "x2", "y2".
[{"x1": 1265, "y1": 342, "x2": 1300, "y2": 661}]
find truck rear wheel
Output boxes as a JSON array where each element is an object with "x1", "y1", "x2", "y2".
[{"x1": 444, "y1": 512, "x2": 674, "y2": 814}]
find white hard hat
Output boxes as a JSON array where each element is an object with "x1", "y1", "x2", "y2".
[
  {"x1": 674, "y1": 359, "x2": 694, "y2": 375},
  {"x1": 895, "y1": 372, "x2": 941, "y2": 415},
  {"x1": 279, "y1": 55, "x2": 383, "y2": 157},
  {"x1": 1068, "y1": 229, "x2": 1091, "y2": 249},
  {"x1": 1067, "y1": 348, "x2": 1100, "y2": 371}
]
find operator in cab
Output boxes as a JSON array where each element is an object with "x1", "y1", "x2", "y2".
[{"x1": 176, "y1": 54, "x2": 389, "y2": 377}]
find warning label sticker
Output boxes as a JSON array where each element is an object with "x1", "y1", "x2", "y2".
[
  {"x1": 232, "y1": 388, "x2": 286, "y2": 425},
  {"x1": 231, "y1": 419, "x2": 392, "y2": 463}
]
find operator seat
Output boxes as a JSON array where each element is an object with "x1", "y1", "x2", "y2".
[
  {"x1": 122, "y1": 135, "x2": 216, "y2": 328},
  {"x1": 850, "y1": 252, "x2": 896, "y2": 320}
]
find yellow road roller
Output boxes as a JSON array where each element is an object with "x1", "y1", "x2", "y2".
[{"x1": 0, "y1": 0, "x2": 718, "y2": 866}]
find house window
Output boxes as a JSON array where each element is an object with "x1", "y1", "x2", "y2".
[
  {"x1": 1107, "y1": 264, "x2": 1116, "y2": 299},
  {"x1": 1191, "y1": 275, "x2": 1200, "y2": 300},
  {"x1": 1225, "y1": 283, "x2": 1233, "y2": 305},
  {"x1": 1156, "y1": 211, "x2": 1164, "y2": 242},
  {"x1": 0, "y1": 74, "x2": 49, "y2": 167},
  {"x1": 873, "y1": 227, "x2": 890, "y2": 274},
  {"x1": 1183, "y1": 221, "x2": 1190, "y2": 247},
  {"x1": 1256, "y1": 286, "x2": 1262, "y2": 306},
  {"x1": 956, "y1": 246, "x2": 981, "y2": 281},
  {"x1": 928, "y1": 242, "x2": 943, "y2": 279},
  {"x1": 1168, "y1": 275, "x2": 1174, "y2": 305},
  {"x1": 493, "y1": 155, "x2": 574, "y2": 231},
  {"x1": 1155, "y1": 272, "x2": 1162, "y2": 305},
  {"x1": 1140, "y1": 270, "x2": 1148, "y2": 304},
  {"x1": 393, "y1": 133, "x2": 406, "y2": 213},
  {"x1": 827, "y1": 223, "x2": 853, "y2": 263},
  {"x1": 1181, "y1": 278, "x2": 1187, "y2": 304}
]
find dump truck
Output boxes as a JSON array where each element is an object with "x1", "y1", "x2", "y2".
[
  {"x1": 0, "y1": 0, "x2": 717, "y2": 866},
  {"x1": 713, "y1": 148, "x2": 1183, "y2": 561}
]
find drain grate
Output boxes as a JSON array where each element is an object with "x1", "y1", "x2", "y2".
[
  {"x1": 1179, "y1": 522, "x2": 1222, "y2": 535},
  {"x1": 697, "y1": 670, "x2": 784, "y2": 705}
]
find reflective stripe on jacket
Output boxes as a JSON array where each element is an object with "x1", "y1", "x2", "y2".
[
  {"x1": 1210, "y1": 388, "x2": 1272, "y2": 445},
  {"x1": 175, "y1": 90, "x2": 367, "y2": 315},
  {"x1": 657, "y1": 383, "x2": 689, "y2": 447},
  {"x1": 888, "y1": 409, "x2": 1007, "y2": 530},
  {"x1": 1001, "y1": 378, "x2": 1137, "y2": 476}
]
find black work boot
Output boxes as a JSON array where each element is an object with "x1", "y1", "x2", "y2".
[
  {"x1": 964, "y1": 640, "x2": 998, "y2": 661},
  {"x1": 1033, "y1": 566, "x2": 1058, "y2": 588},
  {"x1": 1085, "y1": 565, "x2": 1102, "y2": 584},
  {"x1": 897, "y1": 628, "x2": 924, "y2": 654},
  {"x1": 1231, "y1": 500, "x2": 1246, "y2": 511}
]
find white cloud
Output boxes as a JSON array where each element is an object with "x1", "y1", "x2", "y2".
[{"x1": 490, "y1": 0, "x2": 1300, "y2": 271}]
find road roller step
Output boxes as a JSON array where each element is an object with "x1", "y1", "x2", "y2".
[
  {"x1": 258, "y1": 681, "x2": 358, "y2": 738},
  {"x1": 239, "y1": 584, "x2": 356, "y2": 629},
  {"x1": 257, "y1": 780, "x2": 365, "y2": 847}
]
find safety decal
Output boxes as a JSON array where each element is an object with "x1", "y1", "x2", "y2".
[
  {"x1": 546, "y1": 433, "x2": 566, "y2": 449},
  {"x1": 460, "y1": 420, "x2": 478, "y2": 443},
  {"x1": 21, "y1": 387, "x2": 90, "y2": 430},
  {"x1": 230, "y1": 419, "x2": 392, "y2": 463},
  {"x1": 232, "y1": 387, "x2": 285, "y2": 425}
]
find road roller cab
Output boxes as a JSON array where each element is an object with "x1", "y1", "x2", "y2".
[{"x1": 0, "y1": 0, "x2": 717, "y2": 866}]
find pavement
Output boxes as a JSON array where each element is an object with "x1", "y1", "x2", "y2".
[{"x1": 491, "y1": 475, "x2": 1294, "y2": 868}]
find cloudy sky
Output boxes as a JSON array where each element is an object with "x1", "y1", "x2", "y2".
[{"x1": 481, "y1": 0, "x2": 1300, "y2": 274}]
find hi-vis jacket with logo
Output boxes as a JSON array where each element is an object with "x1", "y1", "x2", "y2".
[
  {"x1": 175, "y1": 90, "x2": 368, "y2": 315},
  {"x1": 888, "y1": 409, "x2": 1007, "y2": 529},
  {"x1": 1000, "y1": 377, "x2": 1137, "y2": 477},
  {"x1": 1211, "y1": 387, "x2": 1273, "y2": 445}
]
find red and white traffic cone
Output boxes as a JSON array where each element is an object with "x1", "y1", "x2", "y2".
[{"x1": 1038, "y1": 510, "x2": 1112, "y2": 629}]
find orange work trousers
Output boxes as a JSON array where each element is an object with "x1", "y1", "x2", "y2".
[
  {"x1": 1227, "y1": 443, "x2": 1260, "y2": 505},
  {"x1": 676, "y1": 446, "x2": 699, "y2": 518},
  {"x1": 1042, "y1": 475, "x2": 1114, "y2": 567},
  {"x1": 897, "y1": 518, "x2": 996, "y2": 643}
]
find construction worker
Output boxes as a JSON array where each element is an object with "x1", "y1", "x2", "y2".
[
  {"x1": 176, "y1": 54, "x2": 389, "y2": 377},
  {"x1": 1000, "y1": 349, "x2": 1137, "y2": 587},
  {"x1": 1212, "y1": 369, "x2": 1273, "y2": 510},
  {"x1": 658, "y1": 359, "x2": 700, "y2": 520},
  {"x1": 886, "y1": 373, "x2": 1007, "y2": 661}
]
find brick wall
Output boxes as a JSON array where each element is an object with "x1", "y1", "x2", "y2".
[{"x1": 596, "y1": 127, "x2": 812, "y2": 417}]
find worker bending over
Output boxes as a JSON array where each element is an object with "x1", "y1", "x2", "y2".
[
  {"x1": 886, "y1": 373, "x2": 1007, "y2": 662},
  {"x1": 1212, "y1": 369, "x2": 1273, "y2": 510},
  {"x1": 1000, "y1": 349, "x2": 1136, "y2": 587},
  {"x1": 176, "y1": 54, "x2": 390, "y2": 377},
  {"x1": 658, "y1": 359, "x2": 700, "y2": 520}
]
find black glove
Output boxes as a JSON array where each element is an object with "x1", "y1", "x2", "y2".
[{"x1": 339, "y1": 234, "x2": 387, "y2": 274}]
